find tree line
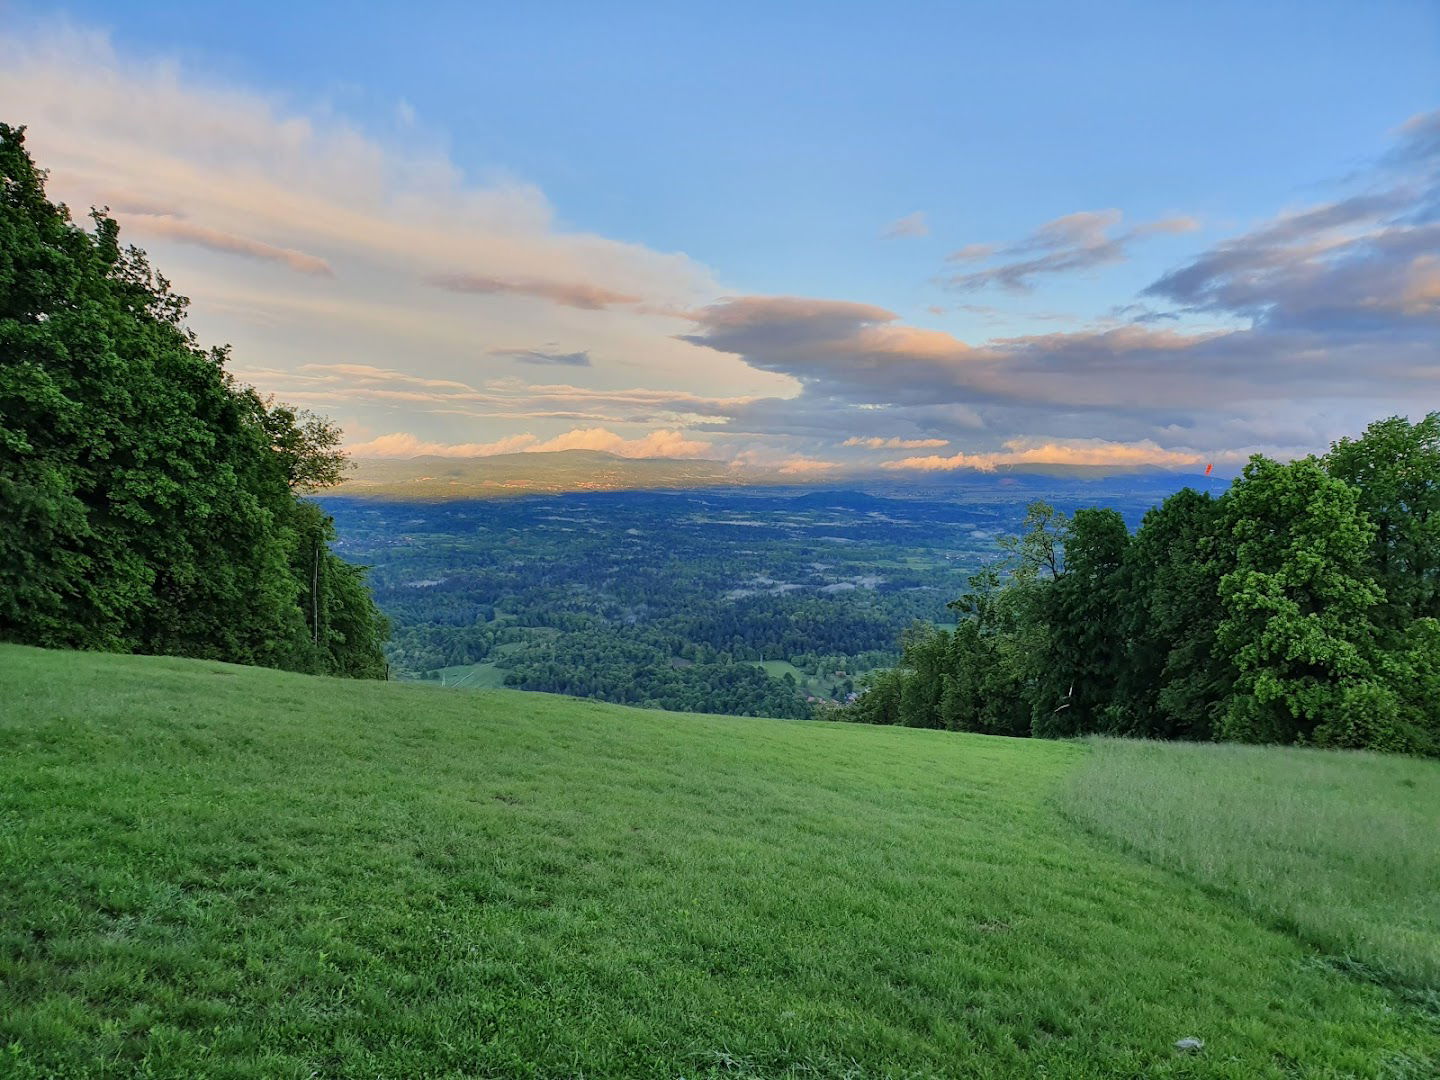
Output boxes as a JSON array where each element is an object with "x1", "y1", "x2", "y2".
[
  {"x1": 1, "y1": 124, "x2": 388, "y2": 677},
  {"x1": 843, "y1": 416, "x2": 1440, "y2": 756}
]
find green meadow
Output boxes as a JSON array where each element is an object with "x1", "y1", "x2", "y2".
[
  {"x1": 1060, "y1": 737, "x2": 1440, "y2": 996},
  {"x1": 1, "y1": 643, "x2": 1436, "y2": 1079}
]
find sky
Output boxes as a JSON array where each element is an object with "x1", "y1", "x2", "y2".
[{"x1": 2, "y1": 1, "x2": 1438, "y2": 474}]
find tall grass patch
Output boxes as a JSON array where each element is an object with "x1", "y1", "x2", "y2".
[{"x1": 1060, "y1": 737, "x2": 1440, "y2": 994}]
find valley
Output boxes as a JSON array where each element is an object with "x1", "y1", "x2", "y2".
[{"x1": 324, "y1": 479, "x2": 1201, "y2": 716}]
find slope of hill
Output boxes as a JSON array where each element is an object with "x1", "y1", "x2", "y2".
[{"x1": 1, "y1": 644, "x2": 1435, "y2": 1078}]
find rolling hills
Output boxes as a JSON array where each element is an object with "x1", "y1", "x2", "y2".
[{"x1": 1, "y1": 644, "x2": 1436, "y2": 1078}]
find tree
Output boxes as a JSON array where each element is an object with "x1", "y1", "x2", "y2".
[
  {"x1": 0, "y1": 124, "x2": 387, "y2": 677},
  {"x1": 997, "y1": 501, "x2": 1068, "y2": 582},
  {"x1": 1214, "y1": 456, "x2": 1388, "y2": 746},
  {"x1": 1109, "y1": 488, "x2": 1228, "y2": 740},
  {"x1": 1031, "y1": 507, "x2": 1129, "y2": 738},
  {"x1": 260, "y1": 396, "x2": 351, "y2": 493},
  {"x1": 895, "y1": 622, "x2": 949, "y2": 728},
  {"x1": 1325, "y1": 414, "x2": 1440, "y2": 629}
]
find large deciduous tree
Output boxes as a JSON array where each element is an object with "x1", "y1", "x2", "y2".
[
  {"x1": 1213, "y1": 456, "x2": 1389, "y2": 747},
  {"x1": 0, "y1": 123, "x2": 387, "y2": 676}
]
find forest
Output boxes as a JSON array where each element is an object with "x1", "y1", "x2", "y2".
[
  {"x1": 329, "y1": 480, "x2": 1192, "y2": 720},
  {"x1": 0, "y1": 125, "x2": 388, "y2": 677},
  {"x1": 321, "y1": 482, "x2": 1187, "y2": 717},
  {"x1": 846, "y1": 415, "x2": 1440, "y2": 756},
  {"x1": 326, "y1": 490, "x2": 975, "y2": 717},
  {"x1": 8, "y1": 115, "x2": 1436, "y2": 754}
]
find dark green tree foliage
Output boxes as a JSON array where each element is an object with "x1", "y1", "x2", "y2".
[
  {"x1": 939, "y1": 569, "x2": 1032, "y2": 736},
  {"x1": 1031, "y1": 507, "x2": 1129, "y2": 738},
  {"x1": 1325, "y1": 414, "x2": 1440, "y2": 629},
  {"x1": 0, "y1": 125, "x2": 387, "y2": 676},
  {"x1": 1214, "y1": 456, "x2": 1385, "y2": 748},
  {"x1": 845, "y1": 418, "x2": 1440, "y2": 756},
  {"x1": 1109, "y1": 488, "x2": 1227, "y2": 740}
]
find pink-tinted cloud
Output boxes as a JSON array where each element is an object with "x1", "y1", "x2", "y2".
[
  {"x1": 530, "y1": 427, "x2": 711, "y2": 458},
  {"x1": 346, "y1": 432, "x2": 540, "y2": 457},
  {"x1": 949, "y1": 243, "x2": 996, "y2": 261},
  {"x1": 429, "y1": 272, "x2": 642, "y2": 310},
  {"x1": 842, "y1": 436, "x2": 950, "y2": 449},
  {"x1": 121, "y1": 213, "x2": 333, "y2": 276},
  {"x1": 347, "y1": 427, "x2": 713, "y2": 460},
  {"x1": 882, "y1": 438, "x2": 1213, "y2": 472},
  {"x1": 882, "y1": 211, "x2": 930, "y2": 238}
]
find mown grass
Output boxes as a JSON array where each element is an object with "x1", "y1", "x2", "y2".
[
  {"x1": 1, "y1": 643, "x2": 1436, "y2": 1078},
  {"x1": 1059, "y1": 736, "x2": 1440, "y2": 997}
]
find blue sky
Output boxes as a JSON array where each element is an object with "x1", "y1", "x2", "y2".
[{"x1": 4, "y1": 2, "x2": 1438, "y2": 471}]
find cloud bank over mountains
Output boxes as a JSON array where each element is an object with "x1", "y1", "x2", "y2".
[{"x1": 4, "y1": 19, "x2": 1435, "y2": 474}]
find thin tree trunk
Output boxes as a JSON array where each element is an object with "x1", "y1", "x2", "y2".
[{"x1": 312, "y1": 540, "x2": 321, "y2": 645}]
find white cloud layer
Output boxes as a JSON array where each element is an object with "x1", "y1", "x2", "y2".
[
  {"x1": 346, "y1": 427, "x2": 713, "y2": 459},
  {"x1": 3, "y1": 18, "x2": 1435, "y2": 474}
]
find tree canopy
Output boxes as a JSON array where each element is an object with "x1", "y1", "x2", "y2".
[
  {"x1": 845, "y1": 418, "x2": 1440, "y2": 757},
  {"x1": 0, "y1": 123, "x2": 387, "y2": 677}
]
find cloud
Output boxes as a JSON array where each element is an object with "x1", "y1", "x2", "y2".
[
  {"x1": 490, "y1": 347, "x2": 592, "y2": 367},
  {"x1": 679, "y1": 111, "x2": 1440, "y2": 466},
  {"x1": 1143, "y1": 117, "x2": 1440, "y2": 331},
  {"x1": 882, "y1": 437, "x2": 1212, "y2": 472},
  {"x1": 346, "y1": 432, "x2": 540, "y2": 457},
  {"x1": 728, "y1": 448, "x2": 844, "y2": 475},
  {"x1": 428, "y1": 273, "x2": 642, "y2": 311},
  {"x1": 843, "y1": 436, "x2": 950, "y2": 449},
  {"x1": 773, "y1": 457, "x2": 844, "y2": 475},
  {"x1": 247, "y1": 362, "x2": 759, "y2": 426},
  {"x1": 0, "y1": 22, "x2": 763, "y2": 417},
  {"x1": 943, "y1": 210, "x2": 1200, "y2": 292},
  {"x1": 117, "y1": 212, "x2": 333, "y2": 275},
  {"x1": 949, "y1": 243, "x2": 996, "y2": 261},
  {"x1": 529, "y1": 427, "x2": 712, "y2": 457},
  {"x1": 10, "y1": 19, "x2": 1435, "y2": 473},
  {"x1": 882, "y1": 211, "x2": 929, "y2": 238},
  {"x1": 348, "y1": 426, "x2": 712, "y2": 459},
  {"x1": 682, "y1": 208, "x2": 1437, "y2": 460}
]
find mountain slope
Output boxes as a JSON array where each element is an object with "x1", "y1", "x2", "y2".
[{"x1": 0, "y1": 644, "x2": 1433, "y2": 1078}]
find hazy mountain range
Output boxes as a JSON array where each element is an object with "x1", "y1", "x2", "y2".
[{"x1": 338, "y1": 449, "x2": 1224, "y2": 499}]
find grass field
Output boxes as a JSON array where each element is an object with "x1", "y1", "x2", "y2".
[
  {"x1": 418, "y1": 661, "x2": 509, "y2": 689},
  {"x1": 1, "y1": 644, "x2": 1436, "y2": 1078},
  {"x1": 756, "y1": 659, "x2": 851, "y2": 700},
  {"x1": 1060, "y1": 737, "x2": 1440, "y2": 997}
]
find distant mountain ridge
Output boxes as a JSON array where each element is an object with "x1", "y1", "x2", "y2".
[
  {"x1": 338, "y1": 449, "x2": 1228, "y2": 500},
  {"x1": 339, "y1": 449, "x2": 749, "y2": 498}
]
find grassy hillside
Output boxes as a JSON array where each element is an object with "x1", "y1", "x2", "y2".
[
  {"x1": 1061, "y1": 738, "x2": 1440, "y2": 994},
  {"x1": 1, "y1": 645, "x2": 1435, "y2": 1078}
]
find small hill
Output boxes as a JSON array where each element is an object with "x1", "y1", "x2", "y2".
[
  {"x1": 340, "y1": 449, "x2": 749, "y2": 498},
  {"x1": 1, "y1": 644, "x2": 1435, "y2": 1078}
]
